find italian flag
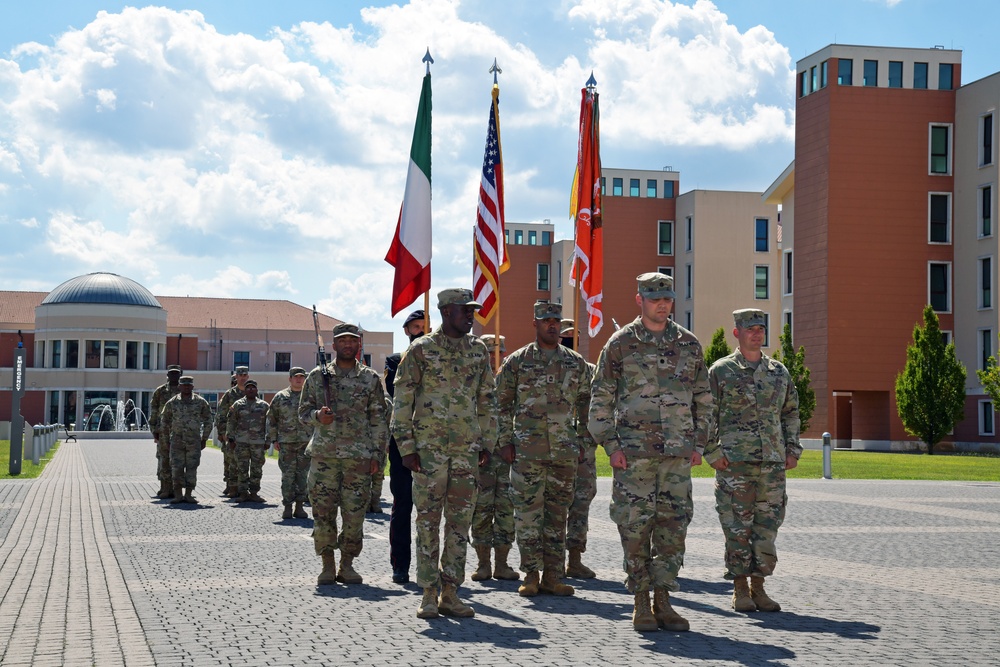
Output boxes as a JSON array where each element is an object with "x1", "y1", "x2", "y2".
[{"x1": 386, "y1": 72, "x2": 432, "y2": 316}]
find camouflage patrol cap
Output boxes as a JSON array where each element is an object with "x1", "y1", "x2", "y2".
[
  {"x1": 289, "y1": 366, "x2": 307, "y2": 377},
  {"x1": 178, "y1": 375, "x2": 194, "y2": 385},
  {"x1": 333, "y1": 323, "x2": 362, "y2": 338},
  {"x1": 560, "y1": 318, "x2": 575, "y2": 336},
  {"x1": 733, "y1": 308, "x2": 767, "y2": 329},
  {"x1": 235, "y1": 366, "x2": 249, "y2": 375},
  {"x1": 244, "y1": 379, "x2": 258, "y2": 388},
  {"x1": 636, "y1": 272, "x2": 675, "y2": 299},
  {"x1": 533, "y1": 300, "x2": 562, "y2": 320},
  {"x1": 481, "y1": 334, "x2": 506, "y2": 353},
  {"x1": 166, "y1": 365, "x2": 182, "y2": 373},
  {"x1": 437, "y1": 288, "x2": 482, "y2": 310}
]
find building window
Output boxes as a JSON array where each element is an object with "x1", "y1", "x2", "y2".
[
  {"x1": 980, "y1": 329, "x2": 994, "y2": 371},
  {"x1": 664, "y1": 180, "x2": 675, "y2": 198},
  {"x1": 929, "y1": 262, "x2": 951, "y2": 312},
  {"x1": 630, "y1": 179, "x2": 640, "y2": 197},
  {"x1": 646, "y1": 179, "x2": 657, "y2": 197},
  {"x1": 65, "y1": 340, "x2": 79, "y2": 368},
  {"x1": 685, "y1": 311, "x2": 692, "y2": 330},
  {"x1": 762, "y1": 313, "x2": 770, "y2": 347},
  {"x1": 556, "y1": 260, "x2": 562, "y2": 288},
  {"x1": 600, "y1": 177, "x2": 606, "y2": 195},
  {"x1": 838, "y1": 58, "x2": 852, "y2": 85},
  {"x1": 103, "y1": 341, "x2": 119, "y2": 369},
  {"x1": 981, "y1": 256, "x2": 993, "y2": 309},
  {"x1": 938, "y1": 63, "x2": 953, "y2": 90},
  {"x1": 929, "y1": 193, "x2": 951, "y2": 243},
  {"x1": 914, "y1": 62, "x2": 928, "y2": 89},
  {"x1": 980, "y1": 401, "x2": 995, "y2": 436},
  {"x1": 528, "y1": 230, "x2": 537, "y2": 245},
  {"x1": 783, "y1": 250, "x2": 793, "y2": 295},
  {"x1": 125, "y1": 341, "x2": 138, "y2": 369},
  {"x1": 658, "y1": 220, "x2": 673, "y2": 256},
  {"x1": 863, "y1": 59, "x2": 877, "y2": 87},
  {"x1": 982, "y1": 113, "x2": 993, "y2": 166},
  {"x1": 274, "y1": 352, "x2": 291, "y2": 373},
  {"x1": 537, "y1": 263, "x2": 550, "y2": 291},
  {"x1": 685, "y1": 264, "x2": 692, "y2": 300},
  {"x1": 685, "y1": 216, "x2": 693, "y2": 251},
  {"x1": 930, "y1": 125, "x2": 951, "y2": 175},
  {"x1": 657, "y1": 266, "x2": 674, "y2": 277},
  {"x1": 612, "y1": 178, "x2": 623, "y2": 196},
  {"x1": 784, "y1": 311, "x2": 793, "y2": 341},
  {"x1": 233, "y1": 351, "x2": 250, "y2": 370},
  {"x1": 504, "y1": 229, "x2": 509, "y2": 244},
  {"x1": 799, "y1": 71, "x2": 808, "y2": 97},
  {"x1": 820, "y1": 60, "x2": 828, "y2": 88},
  {"x1": 755, "y1": 266, "x2": 769, "y2": 300},
  {"x1": 514, "y1": 229, "x2": 523, "y2": 244},
  {"x1": 755, "y1": 218, "x2": 769, "y2": 252},
  {"x1": 888, "y1": 61, "x2": 903, "y2": 88},
  {"x1": 85, "y1": 340, "x2": 101, "y2": 368},
  {"x1": 51, "y1": 340, "x2": 61, "y2": 369},
  {"x1": 981, "y1": 186, "x2": 993, "y2": 237},
  {"x1": 810, "y1": 65, "x2": 817, "y2": 92},
  {"x1": 142, "y1": 342, "x2": 151, "y2": 370},
  {"x1": 542, "y1": 231, "x2": 552, "y2": 245}
]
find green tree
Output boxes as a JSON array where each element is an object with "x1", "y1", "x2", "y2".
[
  {"x1": 895, "y1": 305, "x2": 966, "y2": 454},
  {"x1": 976, "y1": 332, "x2": 1000, "y2": 404},
  {"x1": 773, "y1": 323, "x2": 816, "y2": 433},
  {"x1": 704, "y1": 327, "x2": 732, "y2": 367}
]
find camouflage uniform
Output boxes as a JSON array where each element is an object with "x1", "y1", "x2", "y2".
[
  {"x1": 567, "y1": 361, "x2": 599, "y2": 554},
  {"x1": 227, "y1": 394, "x2": 270, "y2": 496},
  {"x1": 267, "y1": 384, "x2": 313, "y2": 506},
  {"x1": 498, "y1": 341, "x2": 592, "y2": 576},
  {"x1": 707, "y1": 348, "x2": 800, "y2": 580},
  {"x1": 391, "y1": 326, "x2": 497, "y2": 589},
  {"x1": 589, "y1": 315, "x2": 713, "y2": 594},
  {"x1": 161, "y1": 389, "x2": 212, "y2": 492},
  {"x1": 471, "y1": 334, "x2": 513, "y2": 553},
  {"x1": 216, "y1": 383, "x2": 245, "y2": 488},
  {"x1": 298, "y1": 358, "x2": 387, "y2": 558},
  {"x1": 149, "y1": 377, "x2": 181, "y2": 488}
]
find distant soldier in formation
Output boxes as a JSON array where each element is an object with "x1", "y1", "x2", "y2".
[
  {"x1": 267, "y1": 367, "x2": 312, "y2": 520},
  {"x1": 563, "y1": 317, "x2": 598, "y2": 580},
  {"x1": 470, "y1": 333, "x2": 519, "y2": 583},
  {"x1": 383, "y1": 308, "x2": 426, "y2": 584},
  {"x1": 590, "y1": 272, "x2": 712, "y2": 633},
  {"x1": 392, "y1": 288, "x2": 496, "y2": 620},
  {"x1": 299, "y1": 323, "x2": 387, "y2": 586},
  {"x1": 149, "y1": 364, "x2": 182, "y2": 498},
  {"x1": 160, "y1": 375, "x2": 213, "y2": 504},
  {"x1": 498, "y1": 301, "x2": 591, "y2": 598},
  {"x1": 216, "y1": 366, "x2": 249, "y2": 497},
  {"x1": 706, "y1": 309, "x2": 801, "y2": 613},
  {"x1": 226, "y1": 378, "x2": 269, "y2": 503}
]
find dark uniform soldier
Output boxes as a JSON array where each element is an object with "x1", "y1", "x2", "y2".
[
  {"x1": 267, "y1": 367, "x2": 312, "y2": 520},
  {"x1": 160, "y1": 376, "x2": 212, "y2": 504},
  {"x1": 149, "y1": 365, "x2": 182, "y2": 498},
  {"x1": 216, "y1": 366, "x2": 249, "y2": 497},
  {"x1": 227, "y1": 379, "x2": 269, "y2": 503}
]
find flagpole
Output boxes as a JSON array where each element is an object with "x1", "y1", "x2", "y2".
[
  {"x1": 573, "y1": 72, "x2": 599, "y2": 353},
  {"x1": 490, "y1": 58, "x2": 504, "y2": 371},
  {"x1": 422, "y1": 48, "x2": 434, "y2": 331}
]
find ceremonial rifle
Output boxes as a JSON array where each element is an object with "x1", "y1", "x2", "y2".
[{"x1": 312, "y1": 306, "x2": 334, "y2": 411}]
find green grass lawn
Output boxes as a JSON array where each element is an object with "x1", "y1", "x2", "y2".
[
  {"x1": 595, "y1": 448, "x2": 999, "y2": 482},
  {"x1": 0, "y1": 439, "x2": 63, "y2": 479}
]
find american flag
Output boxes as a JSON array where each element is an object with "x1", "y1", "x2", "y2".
[{"x1": 473, "y1": 84, "x2": 508, "y2": 324}]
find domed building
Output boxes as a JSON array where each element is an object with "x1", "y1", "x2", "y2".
[{"x1": 0, "y1": 272, "x2": 392, "y2": 432}]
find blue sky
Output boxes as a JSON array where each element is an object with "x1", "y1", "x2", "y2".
[{"x1": 2, "y1": 0, "x2": 998, "y2": 346}]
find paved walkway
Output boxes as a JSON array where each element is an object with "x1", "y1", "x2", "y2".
[{"x1": 1, "y1": 439, "x2": 998, "y2": 666}]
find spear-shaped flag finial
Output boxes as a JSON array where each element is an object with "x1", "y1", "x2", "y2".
[
  {"x1": 423, "y1": 48, "x2": 434, "y2": 74},
  {"x1": 490, "y1": 58, "x2": 502, "y2": 85},
  {"x1": 586, "y1": 70, "x2": 597, "y2": 90}
]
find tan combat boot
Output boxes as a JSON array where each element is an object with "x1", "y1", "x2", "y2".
[
  {"x1": 282, "y1": 504, "x2": 293, "y2": 519},
  {"x1": 653, "y1": 588, "x2": 690, "y2": 631},
  {"x1": 518, "y1": 571, "x2": 540, "y2": 597},
  {"x1": 183, "y1": 487, "x2": 196, "y2": 504},
  {"x1": 336, "y1": 555, "x2": 363, "y2": 584},
  {"x1": 493, "y1": 546, "x2": 520, "y2": 581},
  {"x1": 566, "y1": 548, "x2": 596, "y2": 579},
  {"x1": 750, "y1": 576, "x2": 781, "y2": 612},
  {"x1": 438, "y1": 584, "x2": 475, "y2": 618},
  {"x1": 539, "y1": 570, "x2": 574, "y2": 596},
  {"x1": 317, "y1": 553, "x2": 337, "y2": 585},
  {"x1": 169, "y1": 485, "x2": 184, "y2": 504},
  {"x1": 471, "y1": 545, "x2": 492, "y2": 581},
  {"x1": 632, "y1": 591, "x2": 658, "y2": 632},
  {"x1": 416, "y1": 587, "x2": 439, "y2": 619},
  {"x1": 293, "y1": 501, "x2": 309, "y2": 519},
  {"x1": 732, "y1": 576, "x2": 757, "y2": 612},
  {"x1": 156, "y1": 480, "x2": 170, "y2": 498}
]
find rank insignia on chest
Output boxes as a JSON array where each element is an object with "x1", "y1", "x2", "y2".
[
  {"x1": 658, "y1": 357, "x2": 669, "y2": 368},
  {"x1": 546, "y1": 374, "x2": 556, "y2": 384}
]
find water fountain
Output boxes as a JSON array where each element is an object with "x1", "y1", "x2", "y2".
[{"x1": 75, "y1": 399, "x2": 151, "y2": 440}]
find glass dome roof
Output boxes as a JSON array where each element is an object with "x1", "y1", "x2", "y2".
[{"x1": 41, "y1": 272, "x2": 162, "y2": 308}]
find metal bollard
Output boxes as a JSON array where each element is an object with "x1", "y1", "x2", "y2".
[
  {"x1": 32, "y1": 425, "x2": 42, "y2": 465},
  {"x1": 822, "y1": 432, "x2": 832, "y2": 479}
]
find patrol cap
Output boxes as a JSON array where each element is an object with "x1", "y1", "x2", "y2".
[
  {"x1": 534, "y1": 300, "x2": 562, "y2": 320},
  {"x1": 437, "y1": 288, "x2": 482, "y2": 310},
  {"x1": 733, "y1": 308, "x2": 767, "y2": 329},
  {"x1": 235, "y1": 366, "x2": 249, "y2": 375},
  {"x1": 481, "y1": 334, "x2": 506, "y2": 353},
  {"x1": 244, "y1": 379, "x2": 258, "y2": 388},
  {"x1": 166, "y1": 365, "x2": 182, "y2": 373},
  {"x1": 178, "y1": 375, "x2": 194, "y2": 385},
  {"x1": 636, "y1": 272, "x2": 675, "y2": 299},
  {"x1": 560, "y1": 318, "x2": 575, "y2": 336},
  {"x1": 289, "y1": 366, "x2": 307, "y2": 377},
  {"x1": 333, "y1": 323, "x2": 362, "y2": 338},
  {"x1": 403, "y1": 309, "x2": 425, "y2": 327}
]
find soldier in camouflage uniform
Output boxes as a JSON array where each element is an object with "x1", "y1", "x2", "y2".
[
  {"x1": 299, "y1": 323, "x2": 387, "y2": 586},
  {"x1": 149, "y1": 365, "x2": 182, "y2": 498},
  {"x1": 498, "y1": 301, "x2": 591, "y2": 598},
  {"x1": 590, "y1": 272, "x2": 713, "y2": 633},
  {"x1": 566, "y1": 345, "x2": 599, "y2": 579},
  {"x1": 216, "y1": 366, "x2": 249, "y2": 497},
  {"x1": 469, "y1": 333, "x2": 519, "y2": 582},
  {"x1": 392, "y1": 288, "x2": 497, "y2": 620},
  {"x1": 706, "y1": 309, "x2": 800, "y2": 613},
  {"x1": 226, "y1": 379, "x2": 270, "y2": 503},
  {"x1": 267, "y1": 367, "x2": 312, "y2": 520},
  {"x1": 160, "y1": 376, "x2": 212, "y2": 504}
]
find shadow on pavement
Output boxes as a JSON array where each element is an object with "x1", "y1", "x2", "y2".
[
  {"x1": 418, "y1": 617, "x2": 544, "y2": 649},
  {"x1": 312, "y1": 583, "x2": 407, "y2": 602},
  {"x1": 641, "y1": 631, "x2": 797, "y2": 665},
  {"x1": 750, "y1": 611, "x2": 880, "y2": 639}
]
